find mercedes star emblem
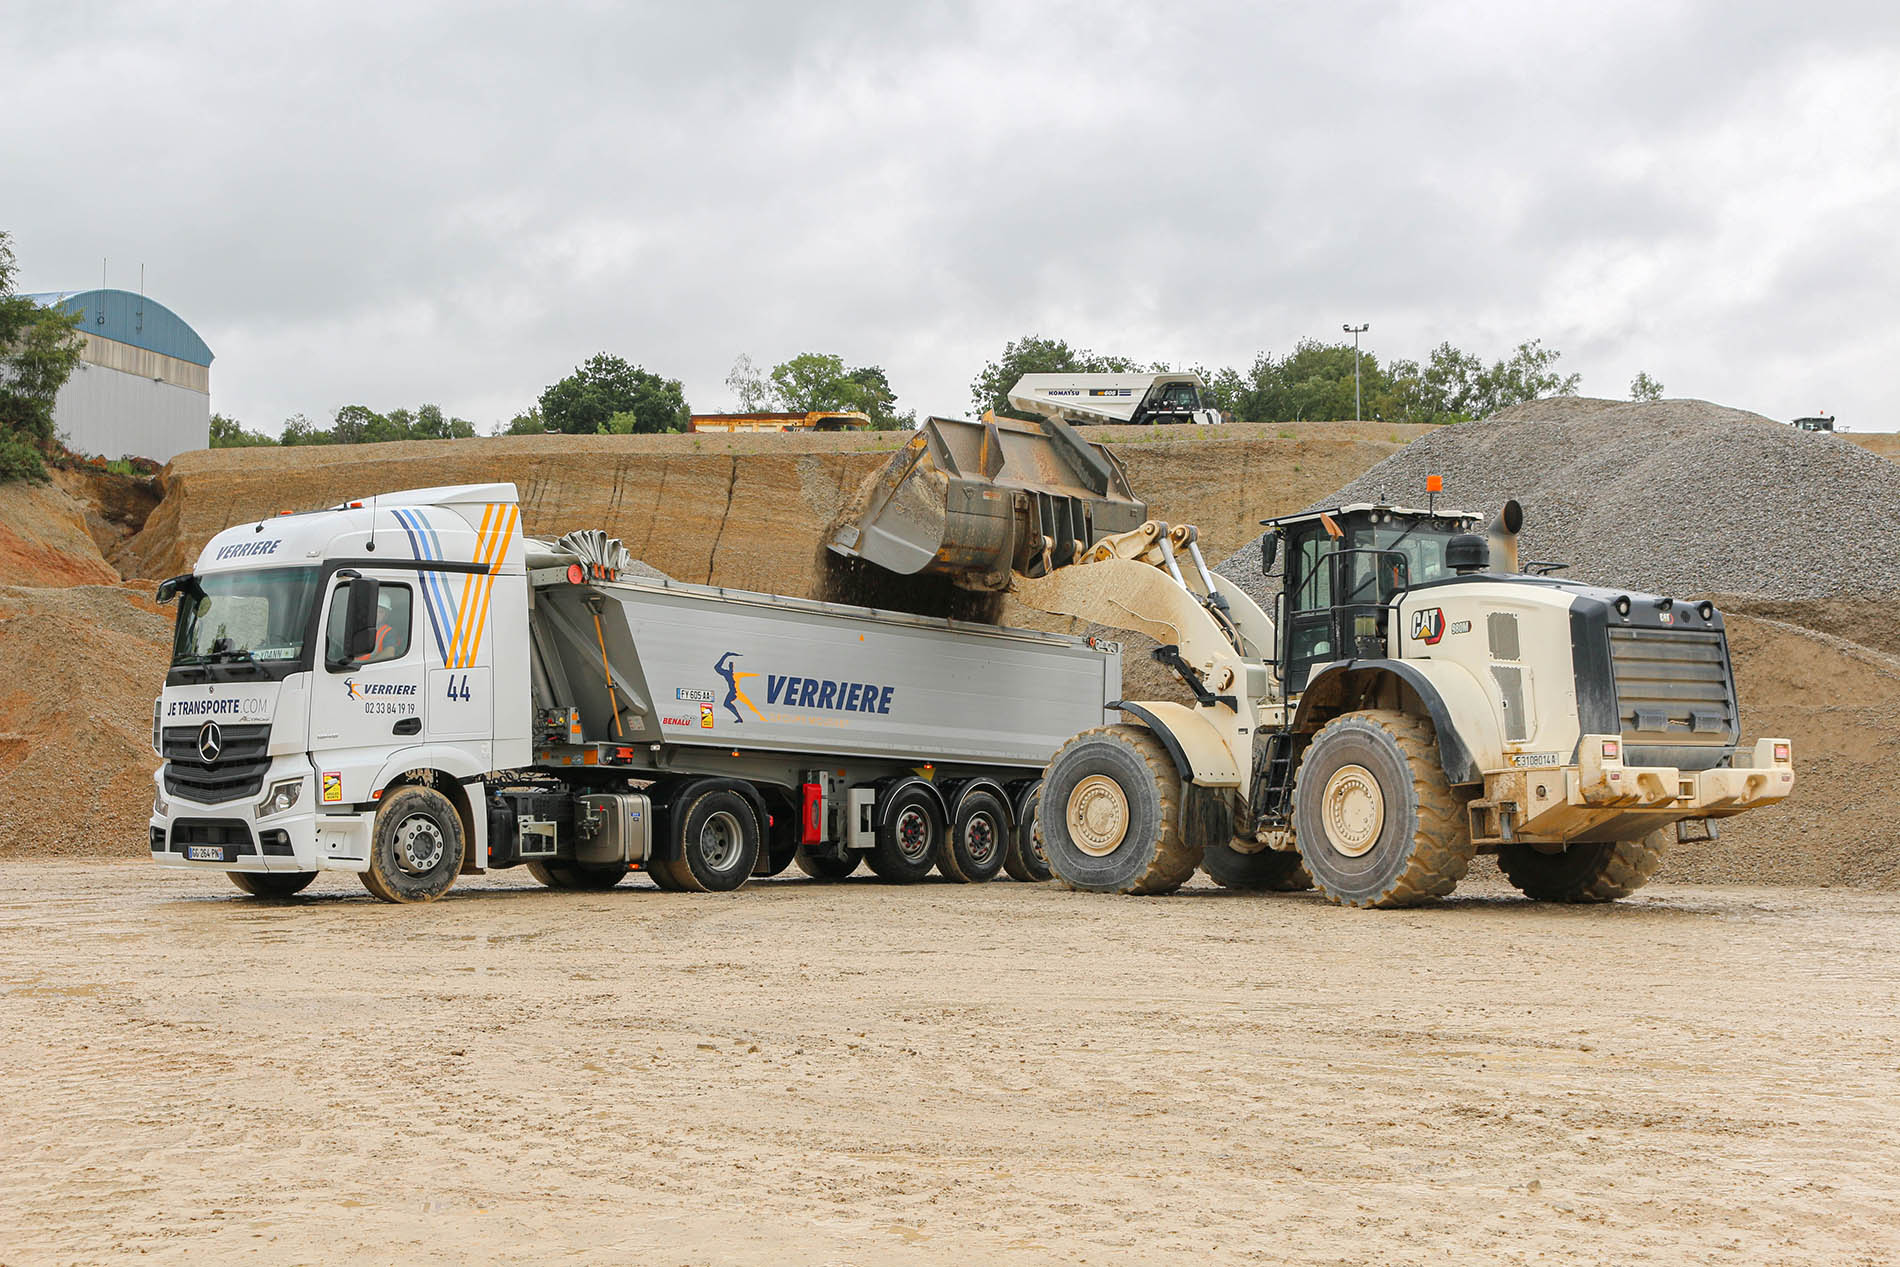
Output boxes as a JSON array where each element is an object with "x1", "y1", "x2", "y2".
[{"x1": 197, "y1": 721, "x2": 223, "y2": 762}]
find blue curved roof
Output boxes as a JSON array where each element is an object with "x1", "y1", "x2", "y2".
[{"x1": 23, "y1": 288, "x2": 213, "y2": 367}]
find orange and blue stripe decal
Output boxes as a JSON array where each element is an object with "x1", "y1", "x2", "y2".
[{"x1": 389, "y1": 503, "x2": 516, "y2": 669}]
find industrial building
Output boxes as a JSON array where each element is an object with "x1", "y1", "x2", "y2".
[{"x1": 25, "y1": 288, "x2": 213, "y2": 463}]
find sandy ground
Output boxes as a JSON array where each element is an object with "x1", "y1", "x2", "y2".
[{"x1": 3, "y1": 863, "x2": 1897, "y2": 1267}]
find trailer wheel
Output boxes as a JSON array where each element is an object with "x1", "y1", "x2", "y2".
[
  {"x1": 1201, "y1": 841, "x2": 1312, "y2": 892},
  {"x1": 525, "y1": 860, "x2": 629, "y2": 891},
  {"x1": 794, "y1": 847, "x2": 865, "y2": 880},
  {"x1": 359, "y1": 785, "x2": 466, "y2": 903},
  {"x1": 1497, "y1": 831, "x2": 1668, "y2": 903},
  {"x1": 653, "y1": 788, "x2": 760, "y2": 893},
  {"x1": 227, "y1": 871, "x2": 316, "y2": 899},
  {"x1": 938, "y1": 790, "x2": 1009, "y2": 883},
  {"x1": 1038, "y1": 724, "x2": 1200, "y2": 895},
  {"x1": 867, "y1": 786, "x2": 943, "y2": 883},
  {"x1": 1003, "y1": 783, "x2": 1051, "y2": 882},
  {"x1": 1290, "y1": 710, "x2": 1472, "y2": 908}
]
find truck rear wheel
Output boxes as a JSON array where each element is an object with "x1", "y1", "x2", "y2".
[
  {"x1": 794, "y1": 847, "x2": 865, "y2": 880},
  {"x1": 1291, "y1": 710, "x2": 1472, "y2": 908},
  {"x1": 938, "y1": 789, "x2": 1008, "y2": 883},
  {"x1": 1497, "y1": 831, "x2": 1668, "y2": 902},
  {"x1": 526, "y1": 860, "x2": 629, "y2": 891},
  {"x1": 1038, "y1": 724, "x2": 1200, "y2": 895},
  {"x1": 1201, "y1": 841, "x2": 1312, "y2": 892},
  {"x1": 867, "y1": 786, "x2": 943, "y2": 883},
  {"x1": 360, "y1": 785, "x2": 466, "y2": 904},
  {"x1": 1003, "y1": 782, "x2": 1052, "y2": 882},
  {"x1": 228, "y1": 870, "x2": 316, "y2": 899},
  {"x1": 653, "y1": 788, "x2": 760, "y2": 893}
]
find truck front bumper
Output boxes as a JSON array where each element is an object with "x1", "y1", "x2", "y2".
[
  {"x1": 149, "y1": 762, "x2": 372, "y2": 875},
  {"x1": 1473, "y1": 736, "x2": 1796, "y2": 846}
]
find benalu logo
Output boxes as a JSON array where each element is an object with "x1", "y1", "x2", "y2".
[{"x1": 197, "y1": 721, "x2": 223, "y2": 762}]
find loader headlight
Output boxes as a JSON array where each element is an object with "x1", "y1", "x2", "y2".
[
  {"x1": 1614, "y1": 595, "x2": 1631, "y2": 617},
  {"x1": 260, "y1": 778, "x2": 303, "y2": 818}
]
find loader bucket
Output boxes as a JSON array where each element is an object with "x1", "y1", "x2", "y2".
[{"x1": 828, "y1": 415, "x2": 1148, "y2": 590}]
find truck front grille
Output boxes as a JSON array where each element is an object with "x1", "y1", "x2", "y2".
[
  {"x1": 169, "y1": 818, "x2": 256, "y2": 855},
  {"x1": 162, "y1": 723, "x2": 271, "y2": 805},
  {"x1": 1607, "y1": 626, "x2": 1737, "y2": 768}
]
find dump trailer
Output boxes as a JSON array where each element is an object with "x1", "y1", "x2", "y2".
[
  {"x1": 149, "y1": 484, "x2": 1119, "y2": 902},
  {"x1": 1008, "y1": 493, "x2": 1797, "y2": 907},
  {"x1": 1008, "y1": 372, "x2": 1222, "y2": 426}
]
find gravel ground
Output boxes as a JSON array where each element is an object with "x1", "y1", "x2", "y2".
[
  {"x1": 1216, "y1": 397, "x2": 1900, "y2": 604},
  {"x1": 4, "y1": 861, "x2": 1898, "y2": 1265}
]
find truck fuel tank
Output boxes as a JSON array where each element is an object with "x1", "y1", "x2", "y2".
[{"x1": 575, "y1": 792, "x2": 652, "y2": 865}]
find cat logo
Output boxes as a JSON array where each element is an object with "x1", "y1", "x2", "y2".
[
  {"x1": 1409, "y1": 607, "x2": 1447, "y2": 645},
  {"x1": 699, "y1": 703, "x2": 715, "y2": 728}
]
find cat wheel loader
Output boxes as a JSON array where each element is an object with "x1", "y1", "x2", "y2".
[{"x1": 830, "y1": 415, "x2": 1795, "y2": 907}]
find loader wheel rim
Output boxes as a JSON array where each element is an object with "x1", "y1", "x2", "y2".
[
  {"x1": 1321, "y1": 764, "x2": 1384, "y2": 858},
  {"x1": 1068, "y1": 775, "x2": 1130, "y2": 857},
  {"x1": 393, "y1": 814, "x2": 445, "y2": 875},
  {"x1": 699, "y1": 811, "x2": 744, "y2": 872},
  {"x1": 895, "y1": 807, "x2": 931, "y2": 862}
]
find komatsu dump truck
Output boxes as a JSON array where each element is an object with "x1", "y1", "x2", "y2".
[
  {"x1": 150, "y1": 484, "x2": 1120, "y2": 903},
  {"x1": 1008, "y1": 373, "x2": 1222, "y2": 427}
]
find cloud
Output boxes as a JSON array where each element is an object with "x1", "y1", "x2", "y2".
[{"x1": 3, "y1": 0, "x2": 1896, "y2": 432}]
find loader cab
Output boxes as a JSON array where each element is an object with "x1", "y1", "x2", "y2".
[{"x1": 1265, "y1": 505, "x2": 1482, "y2": 694}]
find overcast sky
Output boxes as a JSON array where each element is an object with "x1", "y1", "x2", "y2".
[{"x1": 5, "y1": 1, "x2": 1897, "y2": 432}]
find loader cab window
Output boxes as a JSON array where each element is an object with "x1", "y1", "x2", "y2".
[
  {"x1": 1283, "y1": 524, "x2": 1339, "y2": 691},
  {"x1": 324, "y1": 584, "x2": 413, "y2": 665}
]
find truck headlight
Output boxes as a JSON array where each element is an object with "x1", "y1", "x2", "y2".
[
  {"x1": 152, "y1": 699, "x2": 163, "y2": 756},
  {"x1": 153, "y1": 786, "x2": 169, "y2": 816},
  {"x1": 260, "y1": 778, "x2": 303, "y2": 818}
]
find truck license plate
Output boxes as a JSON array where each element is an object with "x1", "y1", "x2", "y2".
[{"x1": 186, "y1": 845, "x2": 224, "y2": 861}]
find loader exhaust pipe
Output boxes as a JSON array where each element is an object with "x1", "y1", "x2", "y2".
[{"x1": 1488, "y1": 499, "x2": 1525, "y2": 574}]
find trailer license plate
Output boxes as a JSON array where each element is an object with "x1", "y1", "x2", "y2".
[{"x1": 187, "y1": 845, "x2": 223, "y2": 861}]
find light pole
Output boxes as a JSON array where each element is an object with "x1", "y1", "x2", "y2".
[{"x1": 1343, "y1": 323, "x2": 1369, "y2": 421}]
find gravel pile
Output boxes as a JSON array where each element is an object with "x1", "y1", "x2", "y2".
[{"x1": 1216, "y1": 397, "x2": 1900, "y2": 603}]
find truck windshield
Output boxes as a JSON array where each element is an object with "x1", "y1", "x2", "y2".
[{"x1": 171, "y1": 567, "x2": 322, "y2": 675}]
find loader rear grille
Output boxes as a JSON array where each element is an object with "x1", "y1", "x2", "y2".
[{"x1": 1607, "y1": 626, "x2": 1737, "y2": 767}]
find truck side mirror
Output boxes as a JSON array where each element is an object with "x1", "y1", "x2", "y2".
[
  {"x1": 329, "y1": 576, "x2": 382, "y2": 669},
  {"x1": 1260, "y1": 532, "x2": 1279, "y2": 576},
  {"x1": 155, "y1": 574, "x2": 190, "y2": 603}
]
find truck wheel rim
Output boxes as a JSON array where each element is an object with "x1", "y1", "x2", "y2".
[
  {"x1": 895, "y1": 807, "x2": 931, "y2": 862},
  {"x1": 964, "y1": 812, "x2": 999, "y2": 866},
  {"x1": 1068, "y1": 775, "x2": 1129, "y2": 857},
  {"x1": 393, "y1": 814, "x2": 445, "y2": 874},
  {"x1": 699, "y1": 811, "x2": 744, "y2": 871},
  {"x1": 1321, "y1": 764, "x2": 1384, "y2": 858}
]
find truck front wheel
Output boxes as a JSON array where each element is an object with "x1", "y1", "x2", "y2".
[
  {"x1": 360, "y1": 785, "x2": 466, "y2": 904},
  {"x1": 228, "y1": 871, "x2": 317, "y2": 899},
  {"x1": 1497, "y1": 832, "x2": 1668, "y2": 903},
  {"x1": 1038, "y1": 724, "x2": 1200, "y2": 895},
  {"x1": 1291, "y1": 710, "x2": 1472, "y2": 908},
  {"x1": 653, "y1": 788, "x2": 760, "y2": 893}
]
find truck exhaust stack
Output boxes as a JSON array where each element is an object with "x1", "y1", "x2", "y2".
[{"x1": 827, "y1": 415, "x2": 1148, "y2": 592}]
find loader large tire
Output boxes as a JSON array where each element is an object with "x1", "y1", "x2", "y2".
[
  {"x1": 526, "y1": 860, "x2": 630, "y2": 891},
  {"x1": 359, "y1": 785, "x2": 465, "y2": 904},
  {"x1": 1038, "y1": 724, "x2": 1200, "y2": 895},
  {"x1": 1291, "y1": 710, "x2": 1472, "y2": 908},
  {"x1": 1201, "y1": 841, "x2": 1312, "y2": 892},
  {"x1": 228, "y1": 870, "x2": 316, "y2": 899},
  {"x1": 1497, "y1": 831, "x2": 1668, "y2": 903}
]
